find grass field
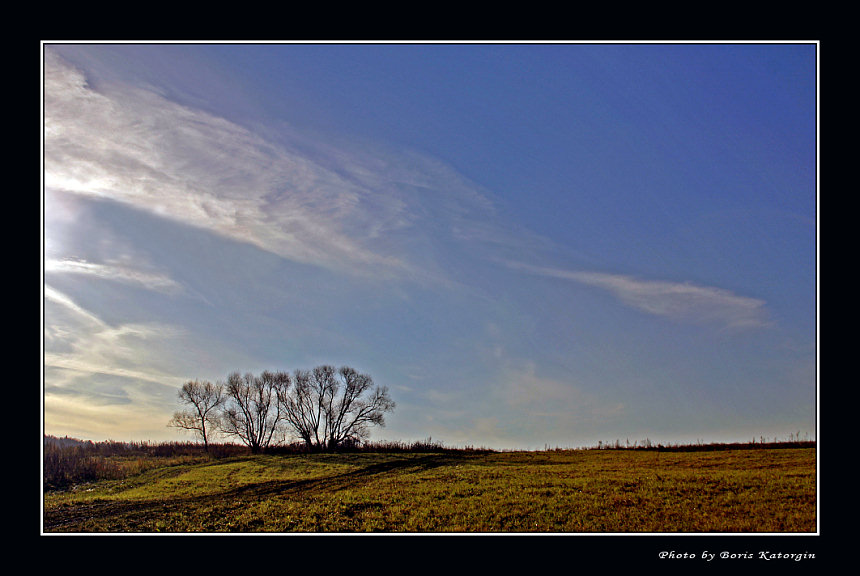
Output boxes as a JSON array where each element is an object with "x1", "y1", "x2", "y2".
[{"x1": 42, "y1": 446, "x2": 816, "y2": 533}]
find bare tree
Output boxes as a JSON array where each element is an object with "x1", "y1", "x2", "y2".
[
  {"x1": 326, "y1": 366, "x2": 395, "y2": 449},
  {"x1": 221, "y1": 370, "x2": 290, "y2": 454},
  {"x1": 167, "y1": 379, "x2": 225, "y2": 452},
  {"x1": 279, "y1": 365, "x2": 395, "y2": 451},
  {"x1": 279, "y1": 366, "x2": 335, "y2": 450}
]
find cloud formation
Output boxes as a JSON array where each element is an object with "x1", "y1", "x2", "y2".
[
  {"x1": 43, "y1": 49, "x2": 493, "y2": 284},
  {"x1": 44, "y1": 258, "x2": 182, "y2": 293},
  {"x1": 44, "y1": 286, "x2": 187, "y2": 388},
  {"x1": 507, "y1": 262, "x2": 769, "y2": 330}
]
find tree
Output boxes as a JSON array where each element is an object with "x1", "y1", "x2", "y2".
[
  {"x1": 167, "y1": 379, "x2": 225, "y2": 452},
  {"x1": 279, "y1": 366, "x2": 335, "y2": 450},
  {"x1": 278, "y1": 368, "x2": 330, "y2": 448},
  {"x1": 279, "y1": 365, "x2": 395, "y2": 451},
  {"x1": 221, "y1": 370, "x2": 290, "y2": 454}
]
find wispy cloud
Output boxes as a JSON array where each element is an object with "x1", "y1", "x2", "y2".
[
  {"x1": 45, "y1": 257, "x2": 182, "y2": 293},
  {"x1": 43, "y1": 49, "x2": 493, "y2": 284},
  {"x1": 44, "y1": 285, "x2": 186, "y2": 389},
  {"x1": 44, "y1": 285, "x2": 106, "y2": 328},
  {"x1": 507, "y1": 262, "x2": 769, "y2": 330}
]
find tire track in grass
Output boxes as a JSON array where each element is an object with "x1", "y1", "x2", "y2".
[{"x1": 43, "y1": 453, "x2": 467, "y2": 532}]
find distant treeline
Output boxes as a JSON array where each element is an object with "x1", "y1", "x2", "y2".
[
  {"x1": 43, "y1": 434, "x2": 814, "y2": 490},
  {"x1": 579, "y1": 437, "x2": 816, "y2": 452}
]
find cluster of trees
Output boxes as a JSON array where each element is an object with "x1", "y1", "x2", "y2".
[{"x1": 168, "y1": 365, "x2": 395, "y2": 453}]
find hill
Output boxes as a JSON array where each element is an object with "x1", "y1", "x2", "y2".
[{"x1": 42, "y1": 446, "x2": 816, "y2": 533}]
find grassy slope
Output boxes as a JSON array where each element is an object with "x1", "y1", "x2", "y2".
[{"x1": 43, "y1": 448, "x2": 816, "y2": 533}]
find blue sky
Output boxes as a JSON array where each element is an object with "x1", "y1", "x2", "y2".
[{"x1": 42, "y1": 42, "x2": 817, "y2": 450}]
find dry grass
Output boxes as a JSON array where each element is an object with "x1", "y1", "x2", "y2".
[{"x1": 43, "y1": 445, "x2": 816, "y2": 533}]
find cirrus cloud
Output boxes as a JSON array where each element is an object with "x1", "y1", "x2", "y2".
[
  {"x1": 44, "y1": 50, "x2": 407, "y2": 279},
  {"x1": 44, "y1": 257, "x2": 182, "y2": 293},
  {"x1": 43, "y1": 49, "x2": 496, "y2": 285},
  {"x1": 507, "y1": 261, "x2": 769, "y2": 330}
]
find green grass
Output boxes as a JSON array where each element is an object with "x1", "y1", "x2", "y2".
[{"x1": 43, "y1": 447, "x2": 816, "y2": 533}]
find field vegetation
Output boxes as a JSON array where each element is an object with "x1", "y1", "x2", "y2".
[{"x1": 43, "y1": 436, "x2": 816, "y2": 533}]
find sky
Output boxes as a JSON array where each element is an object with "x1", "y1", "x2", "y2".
[{"x1": 42, "y1": 42, "x2": 817, "y2": 450}]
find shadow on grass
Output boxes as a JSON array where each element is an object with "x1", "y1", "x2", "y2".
[
  {"x1": 43, "y1": 452, "x2": 472, "y2": 532},
  {"x1": 232, "y1": 452, "x2": 466, "y2": 498}
]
